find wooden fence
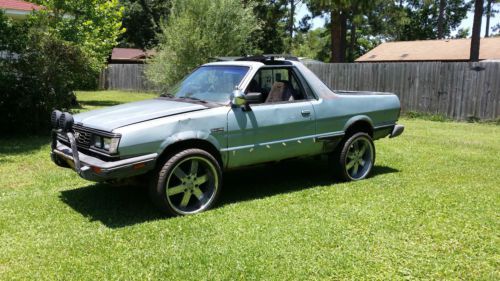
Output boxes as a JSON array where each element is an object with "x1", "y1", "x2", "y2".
[
  {"x1": 304, "y1": 62, "x2": 500, "y2": 121},
  {"x1": 99, "y1": 63, "x2": 155, "y2": 91},
  {"x1": 99, "y1": 62, "x2": 500, "y2": 120}
]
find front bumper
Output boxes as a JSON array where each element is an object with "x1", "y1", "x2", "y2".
[{"x1": 51, "y1": 131, "x2": 157, "y2": 182}]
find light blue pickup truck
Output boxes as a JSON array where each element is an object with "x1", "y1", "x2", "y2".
[{"x1": 51, "y1": 56, "x2": 404, "y2": 216}]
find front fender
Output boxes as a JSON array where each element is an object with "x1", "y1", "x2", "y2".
[{"x1": 157, "y1": 130, "x2": 223, "y2": 154}]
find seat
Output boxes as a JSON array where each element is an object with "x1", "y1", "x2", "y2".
[
  {"x1": 247, "y1": 79, "x2": 262, "y2": 93},
  {"x1": 265, "y1": 81, "x2": 294, "y2": 103}
]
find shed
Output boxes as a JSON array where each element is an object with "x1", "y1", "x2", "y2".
[{"x1": 109, "y1": 48, "x2": 155, "y2": 64}]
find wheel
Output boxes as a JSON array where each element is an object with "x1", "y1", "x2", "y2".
[
  {"x1": 150, "y1": 148, "x2": 222, "y2": 216},
  {"x1": 332, "y1": 132, "x2": 375, "y2": 181}
]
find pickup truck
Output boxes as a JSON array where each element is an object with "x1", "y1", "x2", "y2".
[{"x1": 51, "y1": 56, "x2": 404, "y2": 216}]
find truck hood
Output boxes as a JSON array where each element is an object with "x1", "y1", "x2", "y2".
[{"x1": 74, "y1": 99, "x2": 208, "y2": 132}]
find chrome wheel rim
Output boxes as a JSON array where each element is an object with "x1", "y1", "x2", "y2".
[
  {"x1": 345, "y1": 137, "x2": 374, "y2": 180},
  {"x1": 165, "y1": 156, "x2": 218, "y2": 215}
]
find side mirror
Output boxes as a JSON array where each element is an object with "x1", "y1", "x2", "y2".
[
  {"x1": 245, "y1": 92, "x2": 263, "y2": 104},
  {"x1": 230, "y1": 89, "x2": 246, "y2": 107},
  {"x1": 230, "y1": 90, "x2": 263, "y2": 108}
]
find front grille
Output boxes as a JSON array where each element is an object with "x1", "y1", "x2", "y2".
[
  {"x1": 56, "y1": 126, "x2": 121, "y2": 161},
  {"x1": 73, "y1": 128, "x2": 92, "y2": 148}
]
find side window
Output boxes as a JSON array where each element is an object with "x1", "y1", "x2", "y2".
[{"x1": 246, "y1": 67, "x2": 308, "y2": 104}]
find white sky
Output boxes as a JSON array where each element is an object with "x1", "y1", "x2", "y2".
[{"x1": 296, "y1": 3, "x2": 500, "y2": 37}]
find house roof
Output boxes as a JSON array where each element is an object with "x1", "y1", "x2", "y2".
[
  {"x1": 0, "y1": 0, "x2": 42, "y2": 11},
  {"x1": 356, "y1": 37, "x2": 500, "y2": 62},
  {"x1": 110, "y1": 48, "x2": 155, "y2": 63}
]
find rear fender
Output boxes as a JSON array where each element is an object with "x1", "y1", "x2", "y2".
[{"x1": 343, "y1": 115, "x2": 373, "y2": 132}]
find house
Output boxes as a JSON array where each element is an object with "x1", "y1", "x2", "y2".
[
  {"x1": 109, "y1": 48, "x2": 155, "y2": 64},
  {"x1": 356, "y1": 37, "x2": 500, "y2": 63},
  {"x1": 0, "y1": 0, "x2": 42, "y2": 20}
]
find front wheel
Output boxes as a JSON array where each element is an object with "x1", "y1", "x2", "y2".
[
  {"x1": 150, "y1": 149, "x2": 222, "y2": 216},
  {"x1": 332, "y1": 132, "x2": 376, "y2": 181}
]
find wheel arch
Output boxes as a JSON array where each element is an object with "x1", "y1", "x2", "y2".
[
  {"x1": 343, "y1": 116, "x2": 374, "y2": 138},
  {"x1": 156, "y1": 136, "x2": 224, "y2": 171}
]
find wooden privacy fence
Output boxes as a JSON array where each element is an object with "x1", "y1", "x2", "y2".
[
  {"x1": 99, "y1": 64, "x2": 156, "y2": 91},
  {"x1": 99, "y1": 62, "x2": 500, "y2": 120},
  {"x1": 304, "y1": 62, "x2": 500, "y2": 121}
]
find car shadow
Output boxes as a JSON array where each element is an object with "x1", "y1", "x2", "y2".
[
  {"x1": 59, "y1": 158, "x2": 399, "y2": 228},
  {"x1": 219, "y1": 159, "x2": 398, "y2": 205}
]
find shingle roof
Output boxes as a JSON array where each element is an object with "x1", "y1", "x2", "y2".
[
  {"x1": 111, "y1": 48, "x2": 146, "y2": 60},
  {"x1": 0, "y1": 0, "x2": 41, "y2": 11},
  {"x1": 110, "y1": 48, "x2": 157, "y2": 62},
  {"x1": 356, "y1": 37, "x2": 500, "y2": 62}
]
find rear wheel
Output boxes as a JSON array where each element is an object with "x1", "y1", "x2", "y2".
[
  {"x1": 332, "y1": 132, "x2": 375, "y2": 181},
  {"x1": 150, "y1": 149, "x2": 222, "y2": 216}
]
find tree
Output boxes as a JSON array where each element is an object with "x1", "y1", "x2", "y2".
[
  {"x1": 395, "y1": 0, "x2": 470, "y2": 41},
  {"x1": 292, "y1": 27, "x2": 330, "y2": 61},
  {"x1": 244, "y1": 0, "x2": 289, "y2": 54},
  {"x1": 119, "y1": 0, "x2": 171, "y2": 48},
  {"x1": 493, "y1": 23, "x2": 500, "y2": 36},
  {"x1": 306, "y1": 0, "x2": 351, "y2": 62},
  {"x1": 470, "y1": 0, "x2": 483, "y2": 61},
  {"x1": 485, "y1": 0, "x2": 499, "y2": 37},
  {"x1": 306, "y1": 0, "x2": 384, "y2": 62},
  {"x1": 147, "y1": 0, "x2": 259, "y2": 88},
  {"x1": 31, "y1": 0, "x2": 124, "y2": 86},
  {"x1": 287, "y1": 0, "x2": 302, "y2": 51},
  {"x1": 454, "y1": 27, "x2": 470, "y2": 38},
  {"x1": 437, "y1": 0, "x2": 447, "y2": 39},
  {"x1": 0, "y1": 12, "x2": 94, "y2": 133}
]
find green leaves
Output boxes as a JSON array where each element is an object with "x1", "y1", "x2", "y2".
[
  {"x1": 146, "y1": 0, "x2": 259, "y2": 89},
  {"x1": 31, "y1": 0, "x2": 124, "y2": 73},
  {"x1": 0, "y1": 1, "x2": 124, "y2": 133}
]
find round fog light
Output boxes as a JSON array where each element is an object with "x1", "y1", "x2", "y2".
[{"x1": 51, "y1": 110, "x2": 62, "y2": 129}]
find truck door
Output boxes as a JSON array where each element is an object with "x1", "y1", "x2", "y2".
[{"x1": 226, "y1": 66, "x2": 321, "y2": 168}]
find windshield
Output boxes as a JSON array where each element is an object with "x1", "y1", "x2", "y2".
[{"x1": 170, "y1": 66, "x2": 249, "y2": 103}]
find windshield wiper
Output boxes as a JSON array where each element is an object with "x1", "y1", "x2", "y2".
[
  {"x1": 178, "y1": 96, "x2": 207, "y2": 103},
  {"x1": 160, "y1": 92, "x2": 174, "y2": 98}
]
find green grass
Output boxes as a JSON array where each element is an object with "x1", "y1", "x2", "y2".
[
  {"x1": 72, "y1": 90, "x2": 158, "y2": 113},
  {"x1": 0, "y1": 91, "x2": 499, "y2": 280}
]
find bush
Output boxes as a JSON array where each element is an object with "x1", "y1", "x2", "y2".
[
  {"x1": 146, "y1": 0, "x2": 259, "y2": 89},
  {"x1": 0, "y1": 13, "x2": 93, "y2": 134}
]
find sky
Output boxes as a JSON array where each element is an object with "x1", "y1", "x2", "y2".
[{"x1": 296, "y1": 3, "x2": 500, "y2": 37}]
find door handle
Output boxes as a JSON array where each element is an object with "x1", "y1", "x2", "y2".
[{"x1": 301, "y1": 110, "x2": 311, "y2": 117}]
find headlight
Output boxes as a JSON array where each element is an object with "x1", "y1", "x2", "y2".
[{"x1": 92, "y1": 135, "x2": 120, "y2": 154}]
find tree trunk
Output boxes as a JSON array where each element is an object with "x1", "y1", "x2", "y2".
[
  {"x1": 485, "y1": 0, "x2": 492, "y2": 37},
  {"x1": 470, "y1": 0, "x2": 484, "y2": 62},
  {"x1": 437, "y1": 0, "x2": 446, "y2": 39},
  {"x1": 340, "y1": 12, "x2": 347, "y2": 61},
  {"x1": 330, "y1": 10, "x2": 346, "y2": 63},
  {"x1": 348, "y1": 19, "x2": 356, "y2": 62},
  {"x1": 289, "y1": 0, "x2": 295, "y2": 51},
  {"x1": 290, "y1": 0, "x2": 295, "y2": 39}
]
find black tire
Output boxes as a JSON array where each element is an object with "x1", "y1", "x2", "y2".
[
  {"x1": 149, "y1": 148, "x2": 222, "y2": 216},
  {"x1": 331, "y1": 132, "x2": 376, "y2": 181}
]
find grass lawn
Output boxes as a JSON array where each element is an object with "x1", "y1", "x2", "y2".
[{"x1": 0, "y1": 90, "x2": 498, "y2": 280}]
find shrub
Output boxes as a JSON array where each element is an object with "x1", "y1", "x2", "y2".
[
  {"x1": 146, "y1": 0, "x2": 259, "y2": 89},
  {"x1": 0, "y1": 13, "x2": 93, "y2": 134}
]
